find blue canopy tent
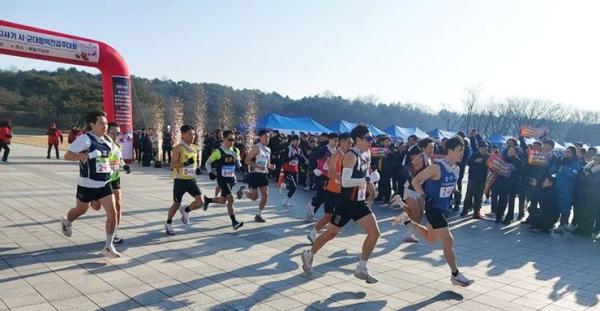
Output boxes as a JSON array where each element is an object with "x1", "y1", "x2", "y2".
[
  {"x1": 327, "y1": 120, "x2": 357, "y2": 133},
  {"x1": 486, "y1": 133, "x2": 513, "y2": 147},
  {"x1": 252, "y1": 113, "x2": 330, "y2": 134},
  {"x1": 368, "y1": 124, "x2": 386, "y2": 136},
  {"x1": 405, "y1": 127, "x2": 429, "y2": 139},
  {"x1": 384, "y1": 125, "x2": 410, "y2": 139},
  {"x1": 427, "y1": 128, "x2": 456, "y2": 140}
]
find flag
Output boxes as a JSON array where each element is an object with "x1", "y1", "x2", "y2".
[
  {"x1": 520, "y1": 125, "x2": 548, "y2": 139},
  {"x1": 486, "y1": 154, "x2": 516, "y2": 178}
]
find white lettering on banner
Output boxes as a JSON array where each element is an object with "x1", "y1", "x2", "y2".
[
  {"x1": 0, "y1": 25, "x2": 99, "y2": 63},
  {"x1": 112, "y1": 76, "x2": 132, "y2": 129}
]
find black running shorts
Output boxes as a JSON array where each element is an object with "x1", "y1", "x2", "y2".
[
  {"x1": 110, "y1": 178, "x2": 121, "y2": 190},
  {"x1": 218, "y1": 177, "x2": 236, "y2": 198},
  {"x1": 425, "y1": 205, "x2": 449, "y2": 229},
  {"x1": 173, "y1": 178, "x2": 202, "y2": 203},
  {"x1": 324, "y1": 191, "x2": 340, "y2": 214},
  {"x1": 248, "y1": 173, "x2": 269, "y2": 189},
  {"x1": 331, "y1": 199, "x2": 372, "y2": 228},
  {"x1": 76, "y1": 183, "x2": 113, "y2": 203}
]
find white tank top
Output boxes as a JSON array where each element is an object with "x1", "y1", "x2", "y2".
[{"x1": 253, "y1": 143, "x2": 271, "y2": 173}]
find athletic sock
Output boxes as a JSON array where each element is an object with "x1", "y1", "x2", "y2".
[
  {"x1": 257, "y1": 209, "x2": 262, "y2": 216},
  {"x1": 105, "y1": 233, "x2": 115, "y2": 249},
  {"x1": 358, "y1": 259, "x2": 368, "y2": 270},
  {"x1": 166, "y1": 219, "x2": 173, "y2": 224},
  {"x1": 206, "y1": 197, "x2": 213, "y2": 204},
  {"x1": 230, "y1": 215, "x2": 237, "y2": 223},
  {"x1": 184, "y1": 206, "x2": 191, "y2": 213},
  {"x1": 452, "y1": 270, "x2": 459, "y2": 277}
]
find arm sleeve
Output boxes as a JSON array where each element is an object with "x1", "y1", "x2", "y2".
[
  {"x1": 68, "y1": 135, "x2": 91, "y2": 153},
  {"x1": 341, "y1": 167, "x2": 366, "y2": 188},
  {"x1": 205, "y1": 149, "x2": 220, "y2": 171}
]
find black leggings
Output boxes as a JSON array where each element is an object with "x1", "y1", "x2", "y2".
[
  {"x1": 285, "y1": 172, "x2": 298, "y2": 198},
  {"x1": 311, "y1": 177, "x2": 327, "y2": 213},
  {"x1": 0, "y1": 142, "x2": 9, "y2": 161},
  {"x1": 47, "y1": 143, "x2": 59, "y2": 159}
]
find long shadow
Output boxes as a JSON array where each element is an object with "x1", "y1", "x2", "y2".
[
  {"x1": 398, "y1": 290, "x2": 463, "y2": 310},
  {"x1": 307, "y1": 291, "x2": 388, "y2": 310}
]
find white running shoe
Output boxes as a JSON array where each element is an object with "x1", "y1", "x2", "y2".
[
  {"x1": 282, "y1": 198, "x2": 293, "y2": 207},
  {"x1": 389, "y1": 194, "x2": 403, "y2": 207},
  {"x1": 101, "y1": 246, "x2": 122, "y2": 259},
  {"x1": 301, "y1": 250, "x2": 313, "y2": 273},
  {"x1": 403, "y1": 233, "x2": 419, "y2": 243},
  {"x1": 60, "y1": 217, "x2": 72, "y2": 237},
  {"x1": 179, "y1": 205, "x2": 190, "y2": 225},
  {"x1": 353, "y1": 266, "x2": 378, "y2": 284},
  {"x1": 595, "y1": 232, "x2": 600, "y2": 240},
  {"x1": 307, "y1": 229, "x2": 317, "y2": 245},
  {"x1": 164, "y1": 223, "x2": 175, "y2": 235},
  {"x1": 392, "y1": 211, "x2": 410, "y2": 225},
  {"x1": 451, "y1": 272, "x2": 474, "y2": 287}
]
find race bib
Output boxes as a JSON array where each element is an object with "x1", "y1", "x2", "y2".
[
  {"x1": 256, "y1": 158, "x2": 268, "y2": 168},
  {"x1": 221, "y1": 165, "x2": 235, "y2": 178},
  {"x1": 439, "y1": 186, "x2": 454, "y2": 198},
  {"x1": 96, "y1": 158, "x2": 111, "y2": 174},
  {"x1": 183, "y1": 167, "x2": 195, "y2": 176},
  {"x1": 357, "y1": 188, "x2": 367, "y2": 201}
]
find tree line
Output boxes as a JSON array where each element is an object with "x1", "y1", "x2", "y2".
[{"x1": 0, "y1": 68, "x2": 598, "y2": 144}]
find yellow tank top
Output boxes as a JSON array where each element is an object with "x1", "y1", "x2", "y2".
[{"x1": 173, "y1": 143, "x2": 198, "y2": 180}]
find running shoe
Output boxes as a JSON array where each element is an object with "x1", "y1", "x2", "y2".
[
  {"x1": 179, "y1": 205, "x2": 190, "y2": 225},
  {"x1": 232, "y1": 221, "x2": 244, "y2": 230},
  {"x1": 113, "y1": 235, "x2": 124, "y2": 244},
  {"x1": 101, "y1": 246, "x2": 122, "y2": 259},
  {"x1": 303, "y1": 186, "x2": 310, "y2": 192},
  {"x1": 279, "y1": 184, "x2": 287, "y2": 196},
  {"x1": 353, "y1": 266, "x2": 378, "y2": 284},
  {"x1": 391, "y1": 211, "x2": 410, "y2": 225},
  {"x1": 236, "y1": 186, "x2": 246, "y2": 200},
  {"x1": 254, "y1": 214, "x2": 266, "y2": 223},
  {"x1": 595, "y1": 232, "x2": 600, "y2": 240},
  {"x1": 202, "y1": 195, "x2": 210, "y2": 211},
  {"x1": 307, "y1": 229, "x2": 317, "y2": 245},
  {"x1": 165, "y1": 223, "x2": 175, "y2": 235},
  {"x1": 451, "y1": 272, "x2": 474, "y2": 287},
  {"x1": 282, "y1": 198, "x2": 293, "y2": 207},
  {"x1": 553, "y1": 225, "x2": 566, "y2": 233},
  {"x1": 403, "y1": 232, "x2": 419, "y2": 243},
  {"x1": 301, "y1": 250, "x2": 313, "y2": 273},
  {"x1": 60, "y1": 217, "x2": 72, "y2": 237}
]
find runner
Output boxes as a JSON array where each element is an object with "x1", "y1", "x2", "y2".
[
  {"x1": 307, "y1": 132, "x2": 352, "y2": 244},
  {"x1": 393, "y1": 136, "x2": 474, "y2": 287},
  {"x1": 164, "y1": 124, "x2": 205, "y2": 235},
  {"x1": 60, "y1": 111, "x2": 120, "y2": 258},
  {"x1": 237, "y1": 129, "x2": 274, "y2": 223},
  {"x1": 90, "y1": 122, "x2": 131, "y2": 244},
  {"x1": 301, "y1": 125, "x2": 381, "y2": 284},
  {"x1": 203, "y1": 130, "x2": 244, "y2": 230},
  {"x1": 279, "y1": 135, "x2": 302, "y2": 207},
  {"x1": 306, "y1": 132, "x2": 339, "y2": 222}
]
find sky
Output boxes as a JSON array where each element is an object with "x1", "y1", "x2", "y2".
[{"x1": 2, "y1": 0, "x2": 600, "y2": 112}]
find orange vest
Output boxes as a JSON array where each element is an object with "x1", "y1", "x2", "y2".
[{"x1": 326, "y1": 152, "x2": 344, "y2": 193}]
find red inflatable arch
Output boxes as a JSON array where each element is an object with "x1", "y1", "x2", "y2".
[{"x1": 0, "y1": 19, "x2": 134, "y2": 161}]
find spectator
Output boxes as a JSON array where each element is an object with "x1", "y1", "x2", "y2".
[
  {"x1": 527, "y1": 176, "x2": 559, "y2": 233},
  {"x1": 493, "y1": 146, "x2": 523, "y2": 224},
  {"x1": 0, "y1": 120, "x2": 12, "y2": 163},
  {"x1": 162, "y1": 126, "x2": 174, "y2": 164},
  {"x1": 552, "y1": 146, "x2": 581, "y2": 232},
  {"x1": 67, "y1": 126, "x2": 82, "y2": 144},
  {"x1": 461, "y1": 139, "x2": 489, "y2": 218},
  {"x1": 46, "y1": 122, "x2": 63, "y2": 159}
]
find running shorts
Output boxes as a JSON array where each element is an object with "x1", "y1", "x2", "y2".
[
  {"x1": 173, "y1": 178, "x2": 202, "y2": 203},
  {"x1": 218, "y1": 177, "x2": 236, "y2": 198},
  {"x1": 76, "y1": 183, "x2": 113, "y2": 203},
  {"x1": 248, "y1": 172, "x2": 269, "y2": 189},
  {"x1": 331, "y1": 199, "x2": 372, "y2": 228},
  {"x1": 425, "y1": 204, "x2": 449, "y2": 229},
  {"x1": 324, "y1": 191, "x2": 340, "y2": 214}
]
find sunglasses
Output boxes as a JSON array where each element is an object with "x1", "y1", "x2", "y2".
[
  {"x1": 362, "y1": 135, "x2": 374, "y2": 142},
  {"x1": 227, "y1": 138, "x2": 235, "y2": 142}
]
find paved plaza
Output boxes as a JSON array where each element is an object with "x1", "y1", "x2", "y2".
[{"x1": 1, "y1": 143, "x2": 600, "y2": 311}]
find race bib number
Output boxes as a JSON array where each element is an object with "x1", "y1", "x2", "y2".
[
  {"x1": 183, "y1": 167, "x2": 195, "y2": 176},
  {"x1": 96, "y1": 158, "x2": 111, "y2": 174},
  {"x1": 256, "y1": 158, "x2": 268, "y2": 168},
  {"x1": 439, "y1": 186, "x2": 454, "y2": 198},
  {"x1": 357, "y1": 188, "x2": 367, "y2": 201},
  {"x1": 221, "y1": 165, "x2": 235, "y2": 177}
]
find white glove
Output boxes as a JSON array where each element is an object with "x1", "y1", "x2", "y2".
[
  {"x1": 88, "y1": 150, "x2": 103, "y2": 159},
  {"x1": 369, "y1": 170, "x2": 381, "y2": 183},
  {"x1": 313, "y1": 169, "x2": 323, "y2": 177}
]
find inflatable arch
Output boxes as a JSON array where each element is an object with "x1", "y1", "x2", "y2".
[{"x1": 0, "y1": 19, "x2": 134, "y2": 161}]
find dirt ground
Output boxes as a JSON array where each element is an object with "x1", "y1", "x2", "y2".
[{"x1": 11, "y1": 135, "x2": 70, "y2": 151}]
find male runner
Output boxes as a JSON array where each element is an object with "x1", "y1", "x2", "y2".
[
  {"x1": 60, "y1": 111, "x2": 120, "y2": 258},
  {"x1": 280, "y1": 135, "x2": 302, "y2": 207},
  {"x1": 90, "y1": 122, "x2": 131, "y2": 244},
  {"x1": 164, "y1": 125, "x2": 205, "y2": 235},
  {"x1": 306, "y1": 132, "x2": 339, "y2": 222},
  {"x1": 301, "y1": 125, "x2": 380, "y2": 284},
  {"x1": 393, "y1": 136, "x2": 474, "y2": 287},
  {"x1": 307, "y1": 132, "x2": 352, "y2": 244},
  {"x1": 237, "y1": 129, "x2": 274, "y2": 222},
  {"x1": 204, "y1": 130, "x2": 244, "y2": 230}
]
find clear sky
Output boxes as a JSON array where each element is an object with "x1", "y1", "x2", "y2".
[{"x1": 2, "y1": 0, "x2": 600, "y2": 112}]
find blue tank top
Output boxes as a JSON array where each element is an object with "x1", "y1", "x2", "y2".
[
  {"x1": 79, "y1": 133, "x2": 112, "y2": 182},
  {"x1": 424, "y1": 159, "x2": 459, "y2": 210}
]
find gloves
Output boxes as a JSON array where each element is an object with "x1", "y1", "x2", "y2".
[
  {"x1": 313, "y1": 169, "x2": 323, "y2": 177},
  {"x1": 88, "y1": 150, "x2": 103, "y2": 159},
  {"x1": 183, "y1": 157, "x2": 195, "y2": 166},
  {"x1": 123, "y1": 165, "x2": 131, "y2": 174},
  {"x1": 209, "y1": 172, "x2": 217, "y2": 180},
  {"x1": 369, "y1": 170, "x2": 381, "y2": 183},
  {"x1": 195, "y1": 167, "x2": 201, "y2": 175}
]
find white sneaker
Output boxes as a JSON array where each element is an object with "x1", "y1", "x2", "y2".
[
  {"x1": 353, "y1": 266, "x2": 378, "y2": 284},
  {"x1": 179, "y1": 205, "x2": 190, "y2": 225},
  {"x1": 403, "y1": 233, "x2": 419, "y2": 243},
  {"x1": 165, "y1": 223, "x2": 175, "y2": 235},
  {"x1": 101, "y1": 246, "x2": 122, "y2": 259},
  {"x1": 60, "y1": 217, "x2": 72, "y2": 237},
  {"x1": 307, "y1": 229, "x2": 317, "y2": 245},
  {"x1": 595, "y1": 232, "x2": 600, "y2": 240},
  {"x1": 306, "y1": 202, "x2": 315, "y2": 217},
  {"x1": 301, "y1": 250, "x2": 313, "y2": 273},
  {"x1": 282, "y1": 198, "x2": 293, "y2": 207},
  {"x1": 389, "y1": 195, "x2": 405, "y2": 208},
  {"x1": 451, "y1": 272, "x2": 474, "y2": 287},
  {"x1": 392, "y1": 211, "x2": 410, "y2": 225}
]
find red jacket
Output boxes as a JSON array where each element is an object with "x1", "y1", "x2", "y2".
[
  {"x1": 47, "y1": 128, "x2": 63, "y2": 145},
  {"x1": 68, "y1": 130, "x2": 81, "y2": 144},
  {"x1": 0, "y1": 126, "x2": 12, "y2": 144}
]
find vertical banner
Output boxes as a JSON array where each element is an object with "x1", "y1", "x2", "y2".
[{"x1": 112, "y1": 76, "x2": 133, "y2": 161}]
